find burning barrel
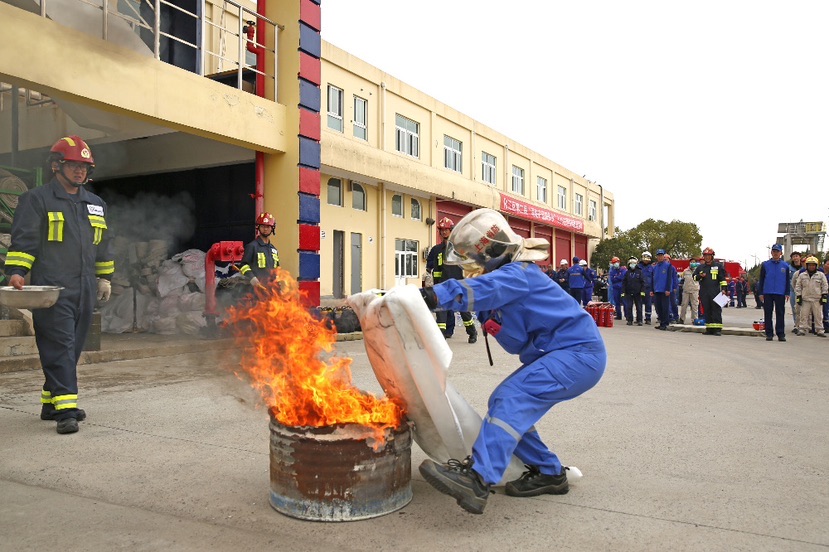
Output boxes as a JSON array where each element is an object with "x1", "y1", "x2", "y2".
[{"x1": 269, "y1": 416, "x2": 413, "y2": 521}]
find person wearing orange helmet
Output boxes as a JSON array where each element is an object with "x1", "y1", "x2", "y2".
[
  {"x1": 425, "y1": 217, "x2": 478, "y2": 343},
  {"x1": 239, "y1": 212, "x2": 279, "y2": 288},
  {"x1": 692, "y1": 247, "x2": 727, "y2": 336},
  {"x1": 5, "y1": 136, "x2": 114, "y2": 434}
]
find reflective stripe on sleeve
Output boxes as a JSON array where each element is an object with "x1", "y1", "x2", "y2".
[
  {"x1": 5, "y1": 251, "x2": 35, "y2": 270},
  {"x1": 95, "y1": 260, "x2": 115, "y2": 276}
]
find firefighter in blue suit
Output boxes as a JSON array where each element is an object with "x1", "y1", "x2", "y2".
[
  {"x1": 652, "y1": 249, "x2": 677, "y2": 330},
  {"x1": 5, "y1": 136, "x2": 114, "y2": 435},
  {"x1": 418, "y1": 208, "x2": 606, "y2": 514}
]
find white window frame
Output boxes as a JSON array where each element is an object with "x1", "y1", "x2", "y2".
[
  {"x1": 537, "y1": 176, "x2": 548, "y2": 203},
  {"x1": 589, "y1": 199, "x2": 597, "y2": 221},
  {"x1": 327, "y1": 85, "x2": 344, "y2": 132},
  {"x1": 411, "y1": 198, "x2": 422, "y2": 221},
  {"x1": 482, "y1": 151, "x2": 497, "y2": 185},
  {"x1": 352, "y1": 182, "x2": 366, "y2": 211},
  {"x1": 353, "y1": 95, "x2": 367, "y2": 140},
  {"x1": 395, "y1": 239, "x2": 419, "y2": 278},
  {"x1": 444, "y1": 135, "x2": 462, "y2": 173},
  {"x1": 327, "y1": 178, "x2": 342, "y2": 207},
  {"x1": 395, "y1": 114, "x2": 420, "y2": 158},
  {"x1": 512, "y1": 166, "x2": 525, "y2": 195},
  {"x1": 557, "y1": 185, "x2": 567, "y2": 210},
  {"x1": 575, "y1": 193, "x2": 584, "y2": 216},
  {"x1": 391, "y1": 194, "x2": 403, "y2": 217}
]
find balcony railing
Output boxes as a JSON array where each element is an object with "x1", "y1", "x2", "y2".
[{"x1": 24, "y1": 0, "x2": 281, "y2": 97}]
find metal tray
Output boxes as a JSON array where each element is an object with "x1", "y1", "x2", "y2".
[{"x1": 0, "y1": 285, "x2": 64, "y2": 309}]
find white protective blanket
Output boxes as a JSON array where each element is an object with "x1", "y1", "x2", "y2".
[{"x1": 348, "y1": 285, "x2": 523, "y2": 484}]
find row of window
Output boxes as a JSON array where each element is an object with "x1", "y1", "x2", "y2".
[
  {"x1": 326, "y1": 178, "x2": 423, "y2": 220},
  {"x1": 327, "y1": 85, "x2": 599, "y2": 221}
]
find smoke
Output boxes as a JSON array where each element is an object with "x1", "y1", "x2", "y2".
[{"x1": 102, "y1": 191, "x2": 196, "y2": 253}]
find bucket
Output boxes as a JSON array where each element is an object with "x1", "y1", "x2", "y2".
[{"x1": 269, "y1": 417, "x2": 412, "y2": 521}]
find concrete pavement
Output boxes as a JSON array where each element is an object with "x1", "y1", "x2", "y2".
[{"x1": 1, "y1": 299, "x2": 827, "y2": 551}]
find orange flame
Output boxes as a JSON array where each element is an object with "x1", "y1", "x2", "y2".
[{"x1": 226, "y1": 268, "x2": 403, "y2": 441}]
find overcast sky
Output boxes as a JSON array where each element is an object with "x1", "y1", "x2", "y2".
[{"x1": 322, "y1": 1, "x2": 829, "y2": 267}]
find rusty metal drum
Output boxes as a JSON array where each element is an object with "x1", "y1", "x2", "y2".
[{"x1": 269, "y1": 417, "x2": 412, "y2": 521}]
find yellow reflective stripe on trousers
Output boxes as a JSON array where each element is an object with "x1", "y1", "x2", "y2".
[
  {"x1": 41, "y1": 389, "x2": 53, "y2": 405},
  {"x1": 95, "y1": 260, "x2": 115, "y2": 276},
  {"x1": 463, "y1": 319, "x2": 475, "y2": 327},
  {"x1": 5, "y1": 251, "x2": 35, "y2": 270},
  {"x1": 52, "y1": 394, "x2": 78, "y2": 411},
  {"x1": 47, "y1": 212, "x2": 65, "y2": 241},
  {"x1": 484, "y1": 414, "x2": 522, "y2": 441},
  {"x1": 706, "y1": 323, "x2": 723, "y2": 328}
]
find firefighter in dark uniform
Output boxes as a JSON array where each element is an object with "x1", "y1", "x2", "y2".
[
  {"x1": 692, "y1": 247, "x2": 727, "y2": 336},
  {"x1": 425, "y1": 217, "x2": 478, "y2": 343},
  {"x1": 239, "y1": 212, "x2": 279, "y2": 287},
  {"x1": 6, "y1": 136, "x2": 114, "y2": 435}
]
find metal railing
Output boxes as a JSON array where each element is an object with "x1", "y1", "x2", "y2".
[{"x1": 29, "y1": 0, "x2": 281, "y2": 97}]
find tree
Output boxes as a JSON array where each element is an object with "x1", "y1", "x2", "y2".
[{"x1": 592, "y1": 219, "x2": 703, "y2": 269}]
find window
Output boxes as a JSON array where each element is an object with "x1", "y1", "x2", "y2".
[
  {"x1": 482, "y1": 151, "x2": 497, "y2": 185},
  {"x1": 557, "y1": 185, "x2": 567, "y2": 210},
  {"x1": 327, "y1": 178, "x2": 342, "y2": 206},
  {"x1": 395, "y1": 239, "x2": 419, "y2": 279},
  {"x1": 353, "y1": 96, "x2": 367, "y2": 140},
  {"x1": 444, "y1": 135, "x2": 462, "y2": 173},
  {"x1": 511, "y1": 166, "x2": 525, "y2": 195},
  {"x1": 327, "y1": 85, "x2": 343, "y2": 132},
  {"x1": 589, "y1": 199, "x2": 597, "y2": 221},
  {"x1": 391, "y1": 194, "x2": 403, "y2": 217},
  {"x1": 352, "y1": 183, "x2": 366, "y2": 211},
  {"x1": 411, "y1": 198, "x2": 422, "y2": 221},
  {"x1": 575, "y1": 193, "x2": 584, "y2": 216},
  {"x1": 395, "y1": 114, "x2": 420, "y2": 157},
  {"x1": 537, "y1": 176, "x2": 548, "y2": 203}
]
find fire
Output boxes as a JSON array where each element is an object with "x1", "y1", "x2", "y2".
[{"x1": 226, "y1": 268, "x2": 403, "y2": 440}]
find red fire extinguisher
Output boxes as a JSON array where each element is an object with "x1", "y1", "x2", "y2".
[{"x1": 605, "y1": 304, "x2": 614, "y2": 328}]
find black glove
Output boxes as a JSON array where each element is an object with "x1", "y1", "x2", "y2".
[
  {"x1": 796, "y1": 296, "x2": 802, "y2": 305},
  {"x1": 420, "y1": 287, "x2": 438, "y2": 310}
]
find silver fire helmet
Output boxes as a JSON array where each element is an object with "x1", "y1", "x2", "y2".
[{"x1": 444, "y1": 208, "x2": 549, "y2": 268}]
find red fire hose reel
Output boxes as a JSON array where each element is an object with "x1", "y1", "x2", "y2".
[{"x1": 203, "y1": 241, "x2": 245, "y2": 327}]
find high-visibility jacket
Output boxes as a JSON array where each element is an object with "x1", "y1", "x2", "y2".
[{"x1": 5, "y1": 178, "x2": 114, "y2": 284}]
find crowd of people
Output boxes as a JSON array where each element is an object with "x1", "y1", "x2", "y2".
[{"x1": 543, "y1": 246, "x2": 829, "y2": 339}]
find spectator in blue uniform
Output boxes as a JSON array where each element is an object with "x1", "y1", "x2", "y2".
[
  {"x1": 758, "y1": 244, "x2": 791, "y2": 342},
  {"x1": 665, "y1": 253, "x2": 680, "y2": 322},
  {"x1": 418, "y1": 208, "x2": 606, "y2": 515},
  {"x1": 652, "y1": 249, "x2": 676, "y2": 330},
  {"x1": 639, "y1": 251, "x2": 655, "y2": 324},
  {"x1": 609, "y1": 256, "x2": 625, "y2": 320},
  {"x1": 580, "y1": 259, "x2": 596, "y2": 306},
  {"x1": 567, "y1": 256, "x2": 586, "y2": 304}
]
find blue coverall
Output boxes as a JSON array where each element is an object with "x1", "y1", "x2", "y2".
[
  {"x1": 432, "y1": 262, "x2": 607, "y2": 484},
  {"x1": 609, "y1": 266, "x2": 625, "y2": 318}
]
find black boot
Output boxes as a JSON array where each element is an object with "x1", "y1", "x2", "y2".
[
  {"x1": 419, "y1": 457, "x2": 490, "y2": 514},
  {"x1": 505, "y1": 465, "x2": 569, "y2": 497},
  {"x1": 42, "y1": 407, "x2": 86, "y2": 422},
  {"x1": 56, "y1": 418, "x2": 79, "y2": 434}
]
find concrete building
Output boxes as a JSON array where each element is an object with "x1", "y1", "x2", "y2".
[{"x1": 0, "y1": 0, "x2": 614, "y2": 304}]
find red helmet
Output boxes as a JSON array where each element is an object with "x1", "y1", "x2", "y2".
[
  {"x1": 50, "y1": 135, "x2": 94, "y2": 165},
  {"x1": 702, "y1": 247, "x2": 715, "y2": 256},
  {"x1": 437, "y1": 217, "x2": 455, "y2": 230},
  {"x1": 255, "y1": 212, "x2": 276, "y2": 227},
  {"x1": 611, "y1": 256, "x2": 620, "y2": 264}
]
